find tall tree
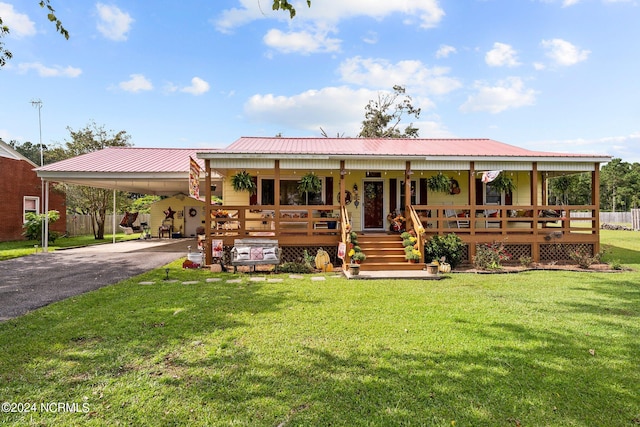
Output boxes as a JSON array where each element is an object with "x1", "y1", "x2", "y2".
[
  {"x1": 53, "y1": 121, "x2": 132, "y2": 239},
  {"x1": 358, "y1": 85, "x2": 421, "y2": 138}
]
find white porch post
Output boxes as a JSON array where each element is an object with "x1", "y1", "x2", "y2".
[
  {"x1": 113, "y1": 188, "x2": 116, "y2": 244},
  {"x1": 43, "y1": 180, "x2": 49, "y2": 253}
]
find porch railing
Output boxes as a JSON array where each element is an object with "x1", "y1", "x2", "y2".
[
  {"x1": 209, "y1": 205, "x2": 342, "y2": 239},
  {"x1": 410, "y1": 204, "x2": 599, "y2": 236}
]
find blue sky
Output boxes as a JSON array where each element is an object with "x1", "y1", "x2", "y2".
[{"x1": 1, "y1": 0, "x2": 639, "y2": 163}]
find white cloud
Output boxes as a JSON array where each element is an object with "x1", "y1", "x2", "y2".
[
  {"x1": 181, "y1": 77, "x2": 210, "y2": 95},
  {"x1": 244, "y1": 85, "x2": 449, "y2": 137},
  {"x1": 460, "y1": 77, "x2": 537, "y2": 114},
  {"x1": 119, "y1": 74, "x2": 153, "y2": 92},
  {"x1": 264, "y1": 28, "x2": 341, "y2": 54},
  {"x1": 435, "y1": 44, "x2": 456, "y2": 59},
  {"x1": 362, "y1": 31, "x2": 378, "y2": 44},
  {"x1": 0, "y1": 2, "x2": 36, "y2": 38},
  {"x1": 525, "y1": 132, "x2": 640, "y2": 162},
  {"x1": 485, "y1": 42, "x2": 521, "y2": 67},
  {"x1": 17, "y1": 62, "x2": 82, "y2": 77},
  {"x1": 541, "y1": 38, "x2": 590, "y2": 66},
  {"x1": 215, "y1": 0, "x2": 445, "y2": 32},
  {"x1": 96, "y1": 3, "x2": 134, "y2": 41},
  {"x1": 244, "y1": 86, "x2": 374, "y2": 135},
  {"x1": 338, "y1": 56, "x2": 462, "y2": 95}
]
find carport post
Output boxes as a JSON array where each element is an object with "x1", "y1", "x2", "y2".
[{"x1": 113, "y1": 189, "x2": 116, "y2": 244}]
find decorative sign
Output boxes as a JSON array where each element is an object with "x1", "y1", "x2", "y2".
[
  {"x1": 189, "y1": 157, "x2": 201, "y2": 200},
  {"x1": 337, "y1": 242, "x2": 346, "y2": 260}
]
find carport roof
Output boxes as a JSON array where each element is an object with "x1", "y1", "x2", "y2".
[{"x1": 36, "y1": 147, "x2": 220, "y2": 196}]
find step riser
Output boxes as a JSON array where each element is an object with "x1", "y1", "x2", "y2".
[{"x1": 353, "y1": 233, "x2": 420, "y2": 270}]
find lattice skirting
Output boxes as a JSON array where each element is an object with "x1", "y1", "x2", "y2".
[
  {"x1": 540, "y1": 243, "x2": 594, "y2": 261},
  {"x1": 505, "y1": 244, "x2": 532, "y2": 261}
]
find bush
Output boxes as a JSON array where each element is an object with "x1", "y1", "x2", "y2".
[
  {"x1": 473, "y1": 242, "x2": 511, "y2": 270},
  {"x1": 22, "y1": 211, "x2": 61, "y2": 242},
  {"x1": 423, "y1": 233, "x2": 465, "y2": 268},
  {"x1": 569, "y1": 249, "x2": 601, "y2": 269},
  {"x1": 279, "y1": 261, "x2": 315, "y2": 274}
]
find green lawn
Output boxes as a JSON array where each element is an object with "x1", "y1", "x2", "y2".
[{"x1": 0, "y1": 230, "x2": 639, "y2": 426}]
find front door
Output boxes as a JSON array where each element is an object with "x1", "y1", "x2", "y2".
[{"x1": 363, "y1": 180, "x2": 384, "y2": 229}]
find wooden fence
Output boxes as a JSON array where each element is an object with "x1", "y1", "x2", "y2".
[{"x1": 66, "y1": 214, "x2": 151, "y2": 236}]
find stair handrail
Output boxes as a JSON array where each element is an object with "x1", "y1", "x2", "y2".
[
  {"x1": 340, "y1": 205, "x2": 351, "y2": 266},
  {"x1": 408, "y1": 205, "x2": 425, "y2": 264}
]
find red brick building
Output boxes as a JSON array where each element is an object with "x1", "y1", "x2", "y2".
[{"x1": 0, "y1": 140, "x2": 66, "y2": 242}]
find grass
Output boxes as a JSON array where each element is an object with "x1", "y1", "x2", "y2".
[
  {"x1": 0, "y1": 231, "x2": 639, "y2": 426},
  {"x1": 0, "y1": 233, "x2": 141, "y2": 261}
]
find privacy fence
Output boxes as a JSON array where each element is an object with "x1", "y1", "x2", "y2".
[{"x1": 66, "y1": 214, "x2": 151, "y2": 237}]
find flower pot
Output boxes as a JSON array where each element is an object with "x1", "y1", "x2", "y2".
[
  {"x1": 425, "y1": 263, "x2": 439, "y2": 275},
  {"x1": 348, "y1": 264, "x2": 360, "y2": 276}
]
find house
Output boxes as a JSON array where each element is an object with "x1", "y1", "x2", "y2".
[
  {"x1": 34, "y1": 138, "x2": 610, "y2": 271},
  {"x1": 196, "y1": 137, "x2": 610, "y2": 270},
  {"x1": 0, "y1": 140, "x2": 66, "y2": 242}
]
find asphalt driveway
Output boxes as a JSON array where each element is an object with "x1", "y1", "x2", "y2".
[{"x1": 0, "y1": 239, "x2": 197, "y2": 322}]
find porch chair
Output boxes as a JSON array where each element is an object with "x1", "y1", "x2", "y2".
[{"x1": 445, "y1": 209, "x2": 469, "y2": 228}]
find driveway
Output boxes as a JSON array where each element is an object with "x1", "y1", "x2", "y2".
[{"x1": 0, "y1": 239, "x2": 197, "y2": 322}]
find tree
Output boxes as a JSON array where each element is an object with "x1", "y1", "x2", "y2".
[
  {"x1": 358, "y1": 85, "x2": 421, "y2": 138},
  {"x1": 6, "y1": 139, "x2": 47, "y2": 165},
  {"x1": 548, "y1": 173, "x2": 592, "y2": 206},
  {"x1": 1, "y1": 0, "x2": 68, "y2": 67},
  {"x1": 52, "y1": 121, "x2": 132, "y2": 240},
  {"x1": 271, "y1": 0, "x2": 311, "y2": 18}
]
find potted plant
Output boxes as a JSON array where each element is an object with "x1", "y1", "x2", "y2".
[
  {"x1": 298, "y1": 172, "x2": 322, "y2": 204},
  {"x1": 351, "y1": 251, "x2": 366, "y2": 264},
  {"x1": 427, "y1": 173, "x2": 451, "y2": 193},
  {"x1": 405, "y1": 247, "x2": 421, "y2": 262},
  {"x1": 231, "y1": 170, "x2": 257, "y2": 195}
]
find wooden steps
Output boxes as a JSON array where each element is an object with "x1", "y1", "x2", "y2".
[{"x1": 355, "y1": 232, "x2": 424, "y2": 271}]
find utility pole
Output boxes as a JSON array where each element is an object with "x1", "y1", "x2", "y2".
[{"x1": 30, "y1": 99, "x2": 47, "y2": 252}]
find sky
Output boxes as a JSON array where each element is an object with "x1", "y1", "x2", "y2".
[{"x1": 1, "y1": 0, "x2": 639, "y2": 163}]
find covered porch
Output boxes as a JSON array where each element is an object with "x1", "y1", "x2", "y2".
[{"x1": 197, "y1": 137, "x2": 609, "y2": 269}]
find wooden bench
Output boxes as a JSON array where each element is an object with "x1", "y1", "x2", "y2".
[{"x1": 230, "y1": 238, "x2": 281, "y2": 273}]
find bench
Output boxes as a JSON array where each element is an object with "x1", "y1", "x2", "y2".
[{"x1": 230, "y1": 239, "x2": 281, "y2": 273}]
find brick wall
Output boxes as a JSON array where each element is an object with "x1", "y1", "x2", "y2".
[{"x1": 0, "y1": 157, "x2": 66, "y2": 242}]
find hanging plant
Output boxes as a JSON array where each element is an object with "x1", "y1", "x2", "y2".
[
  {"x1": 298, "y1": 173, "x2": 322, "y2": 204},
  {"x1": 489, "y1": 173, "x2": 516, "y2": 194},
  {"x1": 427, "y1": 173, "x2": 451, "y2": 193},
  {"x1": 231, "y1": 170, "x2": 257, "y2": 195}
]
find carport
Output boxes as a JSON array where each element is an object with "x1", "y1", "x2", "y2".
[{"x1": 35, "y1": 147, "x2": 221, "y2": 250}]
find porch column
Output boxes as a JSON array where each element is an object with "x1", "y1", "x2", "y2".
[
  {"x1": 592, "y1": 163, "x2": 601, "y2": 254},
  {"x1": 340, "y1": 160, "x2": 346, "y2": 210},
  {"x1": 531, "y1": 162, "x2": 539, "y2": 262},
  {"x1": 468, "y1": 162, "x2": 476, "y2": 261},
  {"x1": 205, "y1": 159, "x2": 212, "y2": 265},
  {"x1": 274, "y1": 160, "x2": 280, "y2": 230},
  {"x1": 405, "y1": 161, "x2": 412, "y2": 230}
]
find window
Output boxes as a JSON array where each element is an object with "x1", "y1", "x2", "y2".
[
  {"x1": 260, "y1": 178, "x2": 324, "y2": 205},
  {"x1": 23, "y1": 196, "x2": 39, "y2": 222}
]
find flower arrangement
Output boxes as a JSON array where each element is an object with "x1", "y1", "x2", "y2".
[
  {"x1": 212, "y1": 209, "x2": 229, "y2": 218},
  {"x1": 348, "y1": 231, "x2": 366, "y2": 264},
  {"x1": 387, "y1": 211, "x2": 406, "y2": 232},
  {"x1": 405, "y1": 247, "x2": 421, "y2": 262}
]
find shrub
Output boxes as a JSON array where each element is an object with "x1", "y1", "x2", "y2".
[
  {"x1": 569, "y1": 249, "x2": 601, "y2": 269},
  {"x1": 519, "y1": 256, "x2": 533, "y2": 268},
  {"x1": 473, "y1": 242, "x2": 512, "y2": 270},
  {"x1": 22, "y1": 211, "x2": 61, "y2": 242},
  {"x1": 279, "y1": 261, "x2": 314, "y2": 274},
  {"x1": 423, "y1": 233, "x2": 465, "y2": 268}
]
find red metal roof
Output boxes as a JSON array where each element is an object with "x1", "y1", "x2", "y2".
[
  {"x1": 219, "y1": 137, "x2": 605, "y2": 158},
  {"x1": 37, "y1": 147, "x2": 218, "y2": 173}
]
